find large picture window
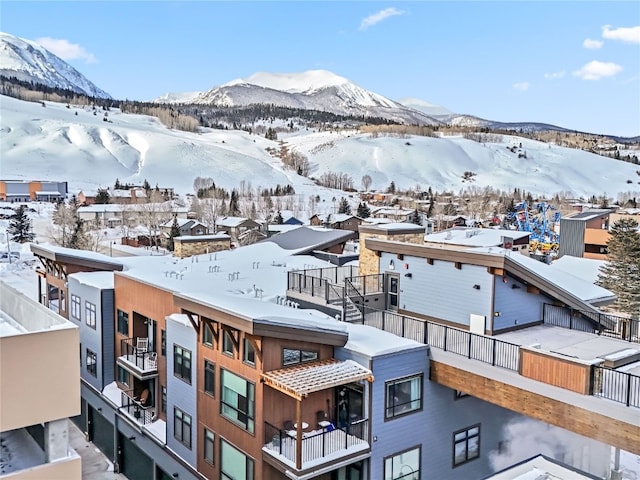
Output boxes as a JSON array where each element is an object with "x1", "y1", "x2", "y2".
[
  {"x1": 220, "y1": 369, "x2": 255, "y2": 433},
  {"x1": 384, "y1": 446, "x2": 421, "y2": 480},
  {"x1": 117, "y1": 309, "x2": 129, "y2": 335},
  {"x1": 173, "y1": 345, "x2": 192, "y2": 384},
  {"x1": 385, "y1": 374, "x2": 423, "y2": 418},
  {"x1": 173, "y1": 407, "x2": 192, "y2": 449},
  {"x1": 85, "y1": 301, "x2": 97, "y2": 329},
  {"x1": 453, "y1": 424, "x2": 480, "y2": 467},
  {"x1": 220, "y1": 440, "x2": 254, "y2": 480}
]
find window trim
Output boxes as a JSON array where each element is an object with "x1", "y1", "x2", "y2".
[
  {"x1": 173, "y1": 407, "x2": 192, "y2": 449},
  {"x1": 452, "y1": 423, "x2": 480, "y2": 467},
  {"x1": 71, "y1": 294, "x2": 81, "y2": 320},
  {"x1": 204, "y1": 360, "x2": 215, "y2": 397},
  {"x1": 86, "y1": 349, "x2": 97, "y2": 377},
  {"x1": 385, "y1": 374, "x2": 423, "y2": 419},
  {"x1": 242, "y1": 338, "x2": 256, "y2": 367},
  {"x1": 383, "y1": 445, "x2": 421, "y2": 480},
  {"x1": 116, "y1": 309, "x2": 129, "y2": 335},
  {"x1": 85, "y1": 301, "x2": 97, "y2": 329},
  {"x1": 222, "y1": 330, "x2": 235, "y2": 357},
  {"x1": 202, "y1": 322, "x2": 214, "y2": 348},
  {"x1": 173, "y1": 344, "x2": 192, "y2": 384},
  {"x1": 204, "y1": 428, "x2": 215, "y2": 465},
  {"x1": 282, "y1": 347, "x2": 318, "y2": 367}
]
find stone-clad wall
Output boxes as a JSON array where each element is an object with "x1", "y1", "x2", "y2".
[
  {"x1": 358, "y1": 226, "x2": 425, "y2": 276},
  {"x1": 174, "y1": 238, "x2": 231, "y2": 258}
]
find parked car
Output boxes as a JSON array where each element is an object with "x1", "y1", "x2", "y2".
[{"x1": 0, "y1": 252, "x2": 21, "y2": 263}]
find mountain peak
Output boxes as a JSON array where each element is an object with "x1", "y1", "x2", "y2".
[
  {"x1": 0, "y1": 31, "x2": 111, "y2": 98},
  {"x1": 222, "y1": 69, "x2": 350, "y2": 94}
]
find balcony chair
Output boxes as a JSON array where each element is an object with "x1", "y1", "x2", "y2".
[
  {"x1": 147, "y1": 351, "x2": 158, "y2": 369},
  {"x1": 136, "y1": 337, "x2": 149, "y2": 353},
  {"x1": 316, "y1": 410, "x2": 332, "y2": 430}
]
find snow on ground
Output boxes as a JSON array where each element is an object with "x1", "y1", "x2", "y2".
[{"x1": 2, "y1": 95, "x2": 639, "y2": 199}]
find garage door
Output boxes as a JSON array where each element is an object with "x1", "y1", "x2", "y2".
[
  {"x1": 120, "y1": 433, "x2": 153, "y2": 480},
  {"x1": 89, "y1": 406, "x2": 114, "y2": 461}
]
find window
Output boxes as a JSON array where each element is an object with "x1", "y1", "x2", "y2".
[
  {"x1": 71, "y1": 295, "x2": 81, "y2": 320},
  {"x1": 220, "y1": 369, "x2": 255, "y2": 433},
  {"x1": 117, "y1": 310, "x2": 129, "y2": 335},
  {"x1": 453, "y1": 424, "x2": 480, "y2": 467},
  {"x1": 203, "y1": 322, "x2": 214, "y2": 347},
  {"x1": 222, "y1": 330, "x2": 235, "y2": 356},
  {"x1": 204, "y1": 360, "x2": 215, "y2": 396},
  {"x1": 173, "y1": 345, "x2": 192, "y2": 384},
  {"x1": 161, "y1": 330, "x2": 166, "y2": 356},
  {"x1": 161, "y1": 386, "x2": 167, "y2": 414},
  {"x1": 243, "y1": 338, "x2": 255, "y2": 366},
  {"x1": 384, "y1": 446, "x2": 421, "y2": 480},
  {"x1": 117, "y1": 366, "x2": 130, "y2": 387},
  {"x1": 385, "y1": 374, "x2": 423, "y2": 418},
  {"x1": 173, "y1": 408, "x2": 192, "y2": 449},
  {"x1": 86, "y1": 349, "x2": 97, "y2": 377},
  {"x1": 220, "y1": 440, "x2": 254, "y2": 480},
  {"x1": 60, "y1": 290, "x2": 66, "y2": 312},
  {"x1": 282, "y1": 348, "x2": 318, "y2": 366},
  {"x1": 85, "y1": 301, "x2": 97, "y2": 329},
  {"x1": 204, "y1": 429, "x2": 215, "y2": 465}
]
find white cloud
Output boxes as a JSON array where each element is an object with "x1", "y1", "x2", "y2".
[
  {"x1": 35, "y1": 37, "x2": 96, "y2": 63},
  {"x1": 359, "y1": 7, "x2": 405, "y2": 31},
  {"x1": 583, "y1": 38, "x2": 603, "y2": 49},
  {"x1": 602, "y1": 24, "x2": 640, "y2": 44},
  {"x1": 573, "y1": 60, "x2": 623, "y2": 80},
  {"x1": 512, "y1": 82, "x2": 530, "y2": 91},
  {"x1": 544, "y1": 70, "x2": 566, "y2": 80}
]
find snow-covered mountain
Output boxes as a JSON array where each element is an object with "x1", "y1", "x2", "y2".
[
  {"x1": 442, "y1": 113, "x2": 573, "y2": 133},
  {"x1": 0, "y1": 32, "x2": 111, "y2": 98},
  {"x1": 155, "y1": 70, "x2": 440, "y2": 126},
  {"x1": 397, "y1": 97, "x2": 454, "y2": 117},
  {"x1": 2, "y1": 94, "x2": 638, "y2": 200}
]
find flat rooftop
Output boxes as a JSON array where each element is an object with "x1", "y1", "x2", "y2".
[{"x1": 497, "y1": 324, "x2": 640, "y2": 373}]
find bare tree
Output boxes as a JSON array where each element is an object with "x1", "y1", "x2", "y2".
[{"x1": 362, "y1": 174, "x2": 372, "y2": 192}]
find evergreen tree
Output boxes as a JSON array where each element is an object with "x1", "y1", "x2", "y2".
[
  {"x1": 338, "y1": 197, "x2": 351, "y2": 215},
  {"x1": 386, "y1": 181, "x2": 396, "y2": 194},
  {"x1": 8, "y1": 205, "x2": 35, "y2": 243},
  {"x1": 114, "y1": 178, "x2": 121, "y2": 189},
  {"x1": 167, "y1": 216, "x2": 181, "y2": 252},
  {"x1": 357, "y1": 202, "x2": 371, "y2": 219},
  {"x1": 597, "y1": 218, "x2": 640, "y2": 318},
  {"x1": 95, "y1": 189, "x2": 111, "y2": 204},
  {"x1": 274, "y1": 211, "x2": 284, "y2": 224},
  {"x1": 143, "y1": 179, "x2": 151, "y2": 192},
  {"x1": 228, "y1": 190, "x2": 240, "y2": 216}
]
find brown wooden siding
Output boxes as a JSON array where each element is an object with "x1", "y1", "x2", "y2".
[
  {"x1": 520, "y1": 348, "x2": 592, "y2": 394},
  {"x1": 430, "y1": 360, "x2": 640, "y2": 455}
]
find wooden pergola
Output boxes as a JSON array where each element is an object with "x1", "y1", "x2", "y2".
[{"x1": 261, "y1": 359, "x2": 373, "y2": 470}]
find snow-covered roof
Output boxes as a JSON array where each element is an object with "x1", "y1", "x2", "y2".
[
  {"x1": 564, "y1": 209, "x2": 612, "y2": 221},
  {"x1": 69, "y1": 271, "x2": 115, "y2": 290},
  {"x1": 502, "y1": 249, "x2": 614, "y2": 305},
  {"x1": 218, "y1": 216, "x2": 253, "y2": 227},
  {"x1": 313, "y1": 213, "x2": 357, "y2": 224},
  {"x1": 549, "y1": 256, "x2": 606, "y2": 286},
  {"x1": 31, "y1": 243, "x2": 125, "y2": 271},
  {"x1": 343, "y1": 323, "x2": 426, "y2": 357},
  {"x1": 424, "y1": 227, "x2": 529, "y2": 247},
  {"x1": 176, "y1": 234, "x2": 230, "y2": 241},
  {"x1": 485, "y1": 454, "x2": 599, "y2": 480},
  {"x1": 261, "y1": 226, "x2": 355, "y2": 254}
]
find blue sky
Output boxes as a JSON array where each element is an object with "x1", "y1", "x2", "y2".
[{"x1": 2, "y1": 1, "x2": 639, "y2": 136}]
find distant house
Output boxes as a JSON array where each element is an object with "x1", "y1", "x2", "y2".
[
  {"x1": 0, "y1": 180, "x2": 67, "y2": 202},
  {"x1": 216, "y1": 216, "x2": 261, "y2": 240},
  {"x1": 558, "y1": 209, "x2": 613, "y2": 260},
  {"x1": 160, "y1": 218, "x2": 208, "y2": 238},
  {"x1": 174, "y1": 233, "x2": 231, "y2": 259},
  {"x1": 309, "y1": 213, "x2": 363, "y2": 234},
  {"x1": 279, "y1": 211, "x2": 305, "y2": 226},
  {"x1": 370, "y1": 207, "x2": 418, "y2": 223}
]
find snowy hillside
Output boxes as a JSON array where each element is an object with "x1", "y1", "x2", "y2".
[
  {"x1": 1, "y1": 94, "x2": 638, "y2": 199},
  {"x1": 0, "y1": 32, "x2": 111, "y2": 98}
]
